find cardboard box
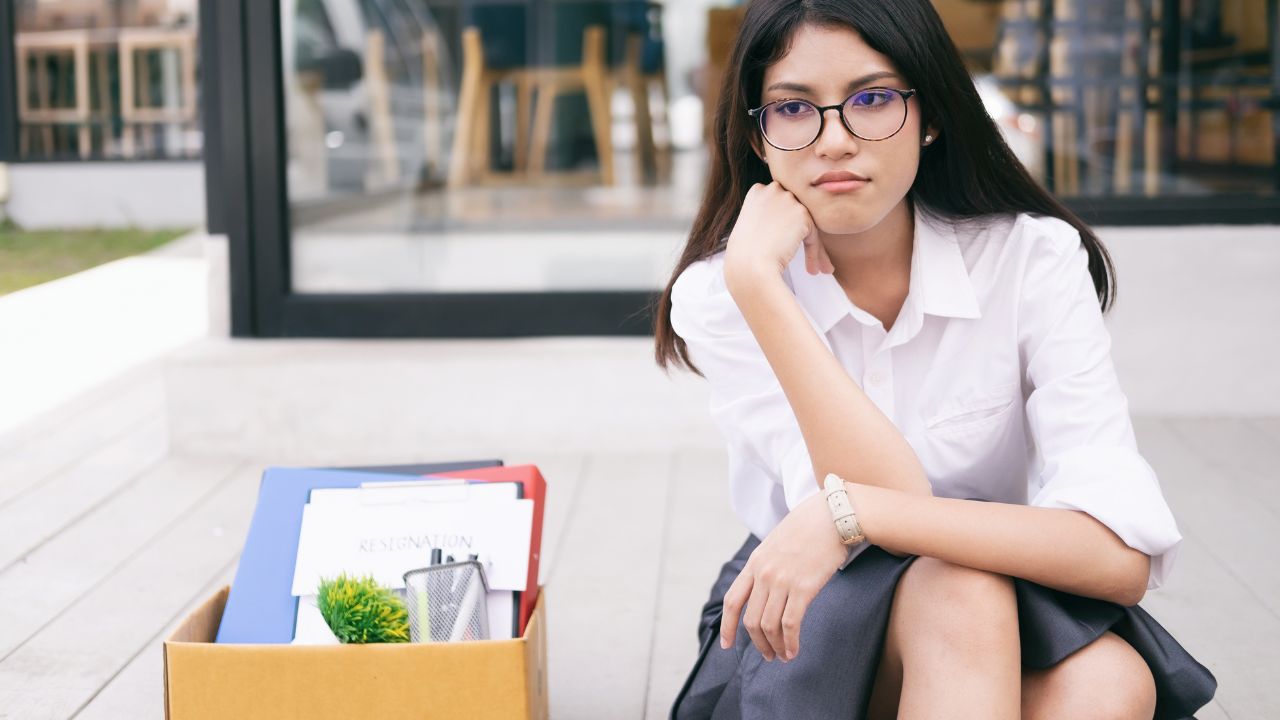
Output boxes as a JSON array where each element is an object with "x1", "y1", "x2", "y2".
[{"x1": 164, "y1": 585, "x2": 549, "y2": 719}]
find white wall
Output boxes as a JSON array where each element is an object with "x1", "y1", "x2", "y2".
[{"x1": 5, "y1": 162, "x2": 205, "y2": 230}]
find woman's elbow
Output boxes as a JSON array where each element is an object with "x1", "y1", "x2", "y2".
[{"x1": 1110, "y1": 550, "x2": 1151, "y2": 607}]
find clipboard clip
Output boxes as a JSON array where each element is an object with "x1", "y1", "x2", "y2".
[{"x1": 355, "y1": 478, "x2": 473, "y2": 505}]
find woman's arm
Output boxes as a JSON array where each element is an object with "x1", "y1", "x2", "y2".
[
  {"x1": 726, "y1": 264, "x2": 1150, "y2": 606},
  {"x1": 848, "y1": 481, "x2": 1152, "y2": 606},
  {"x1": 725, "y1": 263, "x2": 932, "y2": 497}
]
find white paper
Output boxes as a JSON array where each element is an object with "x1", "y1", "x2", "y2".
[
  {"x1": 290, "y1": 498, "x2": 533, "y2": 596},
  {"x1": 291, "y1": 595, "x2": 341, "y2": 645},
  {"x1": 484, "y1": 589, "x2": 518, "y2": 640}
]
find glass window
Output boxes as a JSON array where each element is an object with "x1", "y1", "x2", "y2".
[
  {"x1": 936, "y1": 0, "x2": 1279, "y2": 199},
  {"x1": 283, "y1": 0, "x2": 705, "y2": 294},
  {"x1": 279, "y1": 0, "x2": 1277, "y2": 298}
]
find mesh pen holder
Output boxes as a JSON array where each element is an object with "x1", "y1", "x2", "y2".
[{"x1": 402, "y1": 560, "x2": 491, "y2": 643}]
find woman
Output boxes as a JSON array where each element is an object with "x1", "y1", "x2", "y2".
[{"x1": 651, "y1": 0, "x2": 1217, "y2": 718}]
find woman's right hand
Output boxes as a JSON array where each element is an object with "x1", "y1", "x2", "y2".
[{"x1": 723, "y1": 181, "x2": 834, "y2": 287}]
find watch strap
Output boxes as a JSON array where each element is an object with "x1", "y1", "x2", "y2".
[{"x1": 822, "y1": 473, "x2": 866, "y2": 545}]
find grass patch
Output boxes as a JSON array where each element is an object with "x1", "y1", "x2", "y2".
[{"x1": 0, "y1": 221, "x2": 189, "y2": 296}]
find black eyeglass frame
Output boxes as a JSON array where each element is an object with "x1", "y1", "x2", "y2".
[{"x1": 747, "y1": 87, "x2": 919, "y2": 150}]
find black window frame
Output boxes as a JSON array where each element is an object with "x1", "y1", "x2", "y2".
[
  {"x1": 0, "y1": 0, "x2": 16, "y2": 162},
  {"x1": 211, "y1": 0, "x2": 658, "y2": 337}
]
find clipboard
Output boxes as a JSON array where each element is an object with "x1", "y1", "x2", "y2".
[
  {"x1": 419, "y1": 465, "x2": 547, "y2": 636},
  {"x1": 292, "y1": 480, "x2": 528, "y2": 643},
  {"x1": 216, "y1": 461, "x2": 503, "y2": 644}
]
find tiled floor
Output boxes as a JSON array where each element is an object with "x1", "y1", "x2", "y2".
[
  {"x1": 0, "y1": 335, "x2": 1273, "y2": 719},
  {"x1": 1, "y1": 221, "x2": 1277, "y2": 718}
]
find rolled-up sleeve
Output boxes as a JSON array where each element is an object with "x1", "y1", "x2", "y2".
[
  {"x1": 669, "y1": 255, "x2": 820, "y2": 518},
  {"x1": 1018, "y1": 219, "x2": 1182, "y2": 590}
]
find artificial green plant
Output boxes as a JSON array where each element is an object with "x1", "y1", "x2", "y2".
[{"x1": 316, "y1": 573, "x2": 411, "y2": 644}]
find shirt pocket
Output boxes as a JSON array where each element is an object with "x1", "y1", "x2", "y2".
[{"x1": 922, "y1": 381, "x2": 1021, "y2": 437}]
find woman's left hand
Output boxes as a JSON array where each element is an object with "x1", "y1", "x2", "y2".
[{"x1": 719, "y1": 488, "x2": 851, "y2": 662}]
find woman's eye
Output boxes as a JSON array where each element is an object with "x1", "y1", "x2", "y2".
[
  {"x1": 775, "y1": 101, "x2": 813, "y2": 117},
  {"x1": 849, "y1": 91, "x2": 892, "y2": 108}
]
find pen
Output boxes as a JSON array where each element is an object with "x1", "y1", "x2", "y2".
[
  {"x1": 420, "y1": 548, "x2": 443, "y2": 641},
  {"x1": 448, "y1": 552, "x2": 477, "y2": 596},
  {"x1": 465, "y1": 553, "x2": 486, "y2": 641},
  {"x1": 444, "y1": 555, "x2": 469, "y2": 633},
  {"x1": 450, "y1": 561, "x2": 486, "y2": 642},
  {"x1": 406, "y1": 569, "x2": 429, "y2": 643}
]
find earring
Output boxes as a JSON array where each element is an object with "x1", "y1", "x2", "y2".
[{"x1": 923, "y1": 134, "x2": 934, "y2": 145}]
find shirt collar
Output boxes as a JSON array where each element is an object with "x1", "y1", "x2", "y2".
[{"x1": 787, "y1": 202, "x2": 982, "y2": 336}]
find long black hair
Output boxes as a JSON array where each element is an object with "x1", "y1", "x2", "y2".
[{"x1": 654, "y1": 0, "x2": 1116, "y2": 375}]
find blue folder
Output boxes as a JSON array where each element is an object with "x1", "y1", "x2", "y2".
[{"x1": 215, "y1": 459, "x2": 503, "y2": 644}]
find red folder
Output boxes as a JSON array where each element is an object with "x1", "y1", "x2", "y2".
[{"x1": 423, "y1": 464, "x2": 546, "y2": 635}]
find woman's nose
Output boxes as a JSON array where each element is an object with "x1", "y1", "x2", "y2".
[{"x1": 813, "y1": 107, "x2": 859, "y2": 157}]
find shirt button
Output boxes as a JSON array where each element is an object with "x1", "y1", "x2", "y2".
[{"x1": 867, "y1": 372, "x2": 887, "y2": 386}]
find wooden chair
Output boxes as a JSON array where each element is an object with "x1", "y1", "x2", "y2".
[
  {"x1": 14, "y1": 29, "x2": 93, "y2": 158},
  {"x1": 292, "y1": 68, "x2": 330, "y2": 197},
  {"x1": 703, "y1": 6, "x2": 747, "y2": 144},
  {"x1": 362, "y1": 29, "x2": 399, "y2": 190},
  {"x1": 448, "y1": 4, "x2": 535, "y2": 188},
  {"x1": 118, "y1": 26, "x2": 199, "y2": 158},
  {"x1": 613, "y1": 1, "x2": 671, "y2": 184},
  {"x1": 421, "y1": 28, "x2": 446, "y2": 184},
  {"x1": 524, "y1": 0, "x2": 671, "y2": 186},
  {"x1": 525, "y1": 22, "x2": 613, "y2": 185}
]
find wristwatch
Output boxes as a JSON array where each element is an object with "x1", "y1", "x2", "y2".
[{"x1": 823, "y1": 473, "x2": 866, "y2": 545}]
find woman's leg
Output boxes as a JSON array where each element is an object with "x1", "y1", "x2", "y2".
[
  {"x1": 1021, "y1": 630, "x2": 1156, "y2": 720},
  {"x1": 865, "y1": 623, "x2": 904, "y2": 720},
  {"x1": 864, "y1": 556, "x2": 1021, "y2": 719},
  {"x1": 865, "y1": 560, "x2": 1157, "y2": 720}
]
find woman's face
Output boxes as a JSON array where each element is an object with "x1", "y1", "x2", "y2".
[{"x1": 755, "y1": 23, "x2": 931, "y2": 236}]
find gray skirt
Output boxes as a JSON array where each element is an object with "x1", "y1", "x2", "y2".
[{"x1": 670, "y1": 534, "x2": 1217, "y2": 720}]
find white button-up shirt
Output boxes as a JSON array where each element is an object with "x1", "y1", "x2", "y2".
[{"x1": 670, "y1": 203, "x2": 1182, "y2": 589}]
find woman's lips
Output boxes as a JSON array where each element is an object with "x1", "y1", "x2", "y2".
[
  {"x1": 814, "y1": 178, "x2": 869, "y2": 193},
  {"x1": 811, "y1": 170, "x2": 870, "y2": 193}
]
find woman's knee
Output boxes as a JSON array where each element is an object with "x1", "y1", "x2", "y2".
[
  {"x1": 892, "y1": 556, "x2": 1017, "y2": 631},
  {"x1": 1022, "y1": 631, "x2": 1156, "y2": 720},
  {"x1": 881, "y1": 556, "x2": 1019, "y2": 670}
]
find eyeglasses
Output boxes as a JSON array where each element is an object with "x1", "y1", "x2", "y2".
[{"x1": 747, "y1": 87, "x2": 917, "y2": 151}]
